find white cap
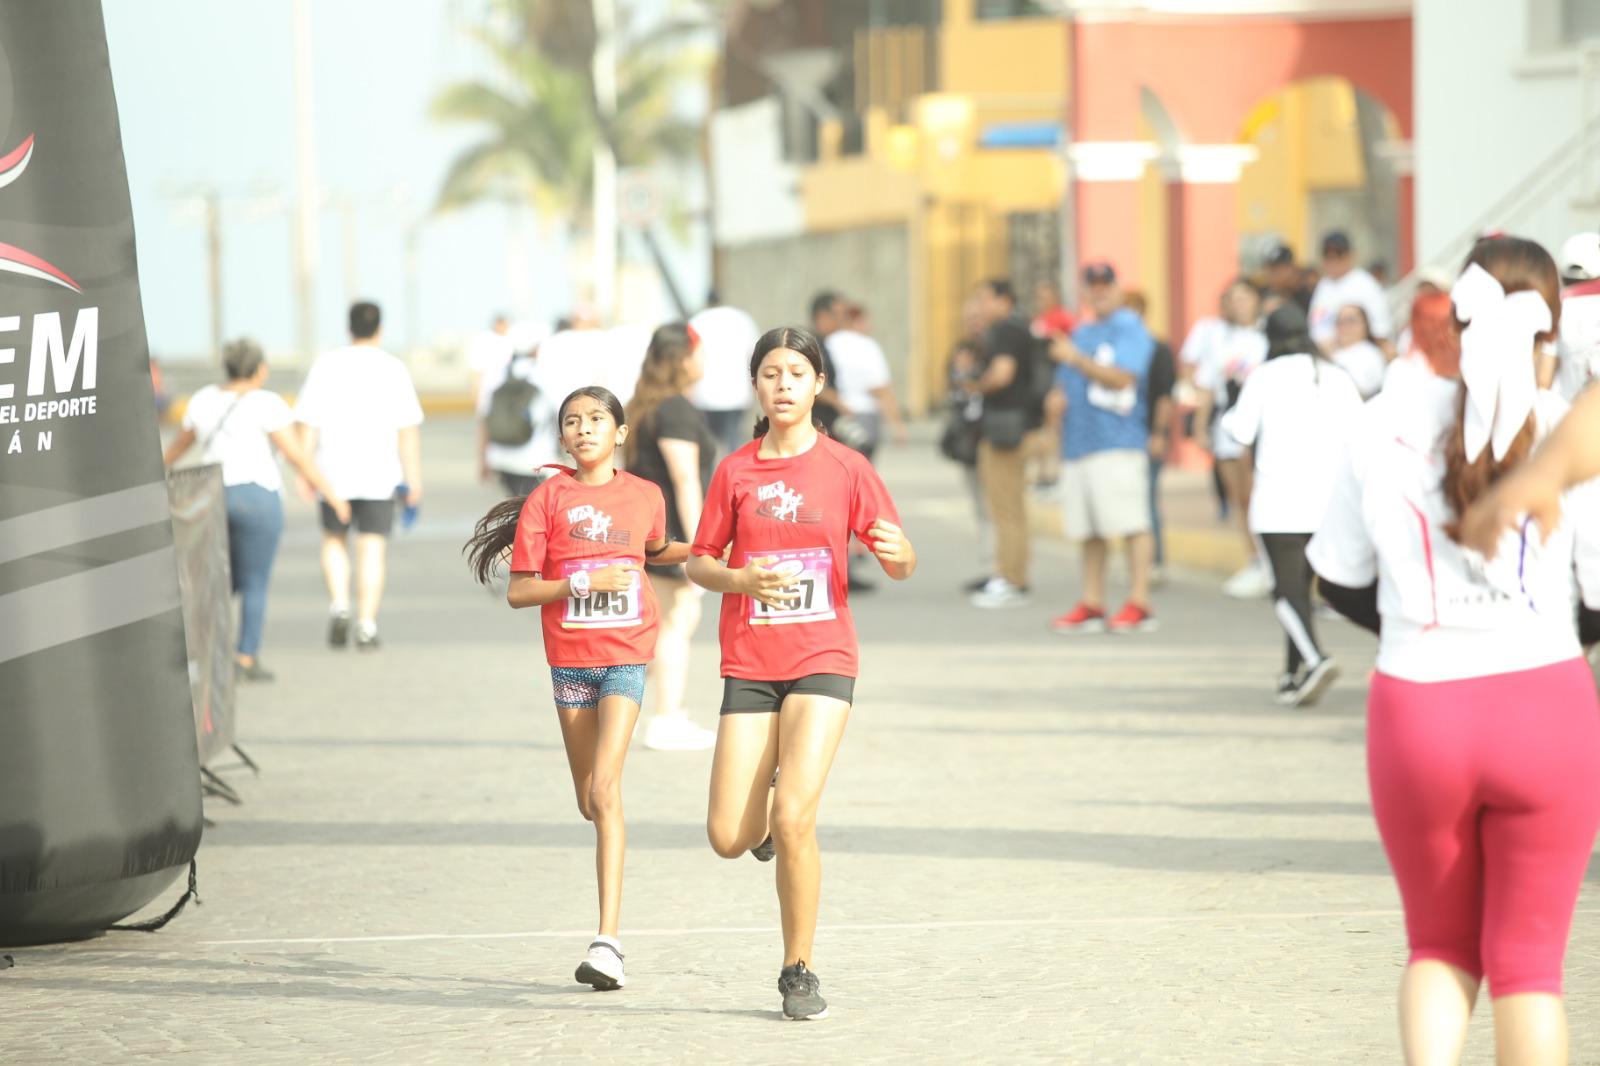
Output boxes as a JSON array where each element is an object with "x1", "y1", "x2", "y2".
[{"x1": 1559, "y1": 232, "x2": 1600, "y2": 282}]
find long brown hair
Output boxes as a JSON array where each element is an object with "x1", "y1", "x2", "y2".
[
  {"x1": 624, "y1": 323, "x2": 697, "y2": 466},
  {"x1": 1441, "y1": 236, "x2": 1561, "y2": 540}
]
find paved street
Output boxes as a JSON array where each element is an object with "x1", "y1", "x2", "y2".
[{"x1": 7, "y1": 417, "x2": 1600, "y2": 1065}]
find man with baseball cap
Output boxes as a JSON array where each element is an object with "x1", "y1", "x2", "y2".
[
  {"x1": 1262, "y1": 242, "x2": 1312, "y2": 314},
  {"x1": 1556, "y1": 231, "x2": 1600, "y2": 401},
  {"x1": 1308, "y1": 230, "x2": 1391, "y2": 353},
  {"x1": 1048, "y1": 261, "x2": 1159, "y2": 634}
]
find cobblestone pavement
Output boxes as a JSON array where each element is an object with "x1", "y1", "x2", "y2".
[{"x1": 6, "y1": 420, "x2": 1600, "y2": 1065}]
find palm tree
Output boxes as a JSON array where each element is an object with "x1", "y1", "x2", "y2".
[{"x1": 430, "y1": 0, "x2": 710, "y2": 311}]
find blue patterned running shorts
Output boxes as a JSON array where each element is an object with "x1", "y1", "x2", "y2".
[{"x1": 550, "y1": 665, "x2": 647, "y2": 709}]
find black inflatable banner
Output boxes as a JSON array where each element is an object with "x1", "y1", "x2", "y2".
[{"x1": 0, "y1": 1, "x2": 203, "y2": 944}]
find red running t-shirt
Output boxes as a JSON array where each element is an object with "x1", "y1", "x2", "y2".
[
  {"x1": 692, "y1": 434, "x2": 900, "y2": 680},
  {"x1": 510, "y1": 468, "x2": 666, "y2": 668}
]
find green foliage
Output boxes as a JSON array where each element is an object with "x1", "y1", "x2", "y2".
[{"x1": 429, "y1": 0, "x2": 711, "y2": 224}]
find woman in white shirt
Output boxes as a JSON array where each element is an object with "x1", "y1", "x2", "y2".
[
  {"x1": 1221, "y1": 303, "x2": 1363, "y2": 707},
  {"x1": 1309, "y1": 237, "x2": 1600, "y2": 1065},
  {"x1": 164, "y1": 339, "x2": 348, "y2": 681},
  {"x1": 1183, "y1": 280, "x2": 1270, "y2": 598},
  {"x1": 1328, "y1": 304, "x2": 1387, "y2": 399}
]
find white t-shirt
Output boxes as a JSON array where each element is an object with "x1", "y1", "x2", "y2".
[
  {"x1": 1309, "y1": 267, "x2": 1392, "y2": 347},
  {"x1": 476, "y1": 355, "x2": 562, "y2": 476},
  {"x1": 1330, "y1": 340, "x2": 1387, "y2": 399},
  {"x1": 1221, "y1": 354, "x2": 1365, "y2": 534},
  {"x1": 182, "y1": 384, "x2": 293, "y2": 492},
  {"x1": 1181, "y1": 316, "x2": 1268, "y2": 460},
  {"x1": 826, "y1": 329, "x2": 893, "y2": 415},
  {"x1": 1307, "y1": 376, "x2": 1600, "y2": 682},
  {"x1": 294, "y1": 344, "x2": 425, "y2": 500},
  {"x1": 1557, "y1": 282, "x2": 1600, "y2": 401},
  {"x1": 688, "y1": 305, "x2": 760, "y2": 412}
]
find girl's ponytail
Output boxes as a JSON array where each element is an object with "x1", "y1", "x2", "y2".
[{"x1": 463, "y1": 494, "x2": 529, "y2": 585}]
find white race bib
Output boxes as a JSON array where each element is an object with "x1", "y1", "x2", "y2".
[
  {"x1": 748, "y1": 548, "x2": 836, "y2": 626},
  {"x1": 562, "y1": 559, "x2": 642, "y2": 629}
]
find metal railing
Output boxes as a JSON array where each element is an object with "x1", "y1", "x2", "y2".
[{"x1": 1390, "y1": 49, "x2": 1600, "y2": 319}]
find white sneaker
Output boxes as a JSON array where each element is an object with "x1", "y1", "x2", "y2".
[
  {"x1": 1222, "y1": 563, "x2": 1272, "y2": 600},
  {"x1": 575, "y1": 937, "x2": 625, "y2": 990},
  {"x1": 643, "y1": 715, "x2": 716, "y2": 752},
  {"x1": 970, "y1": 578, "x2": 1032, "y2": 609}
]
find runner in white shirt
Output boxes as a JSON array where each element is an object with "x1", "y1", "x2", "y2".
[
  {"x1": 1308, "y1": 230, "x2": 1392, "y2": 352},
  {"x1": 1327, "y1": 304, "x2": 1387, "y2": 399},
  {"x1": 1222, "y1": 302, "x2": 1363, "y2": 707},
  {"x1": 294, "y1": 301, "x2": 424, "y2": 651},
  {"x1": 824, "y1": 319, "x2": 905, "y2": 459},
  {"x1": 163, "y1": 339, "x2": 348, "y2": 680},
  {"x1": 1308, "y1": 238, "x2": 1600, "y2": 1065},
  {"x1": 477, "y1": 347, "x2": 561, "y2": 497},
  {"x1": 1182, "y1": 280, "x2": 1270, "y2": 598},
  {"x1": 688, "y1": 299, "x2": 760, "y2": 456}
]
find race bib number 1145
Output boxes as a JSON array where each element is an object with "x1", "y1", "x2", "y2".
[{"x1": 562, "y1": 559, "x2": 642, "y2": 629}]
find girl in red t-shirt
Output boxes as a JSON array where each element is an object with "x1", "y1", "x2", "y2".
[
  {"x1": 686, "y1": 327, "x2": 918, "y2": 1020},
  {"x1": 466, "y1": 385, "x2": 687, "y2": 993}
]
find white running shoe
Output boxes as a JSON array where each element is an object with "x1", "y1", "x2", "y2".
[
  {"x1": 970, "y1": 577, "x2": 1032, "y2": 609},
  {"x1": 1222, "y1": 562, "x2": 1272, "y2": 600},
  {"x1": 575, "y1": 937, "x2": 625, "y2": 991},
  {"x1": 643, "y1": 715, "x2": 716, "y2": 752}
]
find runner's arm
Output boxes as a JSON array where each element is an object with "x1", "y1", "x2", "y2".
[
  {"x1": 269, "y1": 427, "x2": 349, "y2": 521},
  {"x1": 644, "y1": 538, "x2": 691, "y2": 566},
  {"x1": 398, "y1": 424, "x2": 423, "y2": 505},
  {"x1": 867, "y1": 519, "x2": 917, "y2": 580},
  {"x1": 506, "y1": 572, "x2": 573, "y2": 609},
  {"x1": 659, "y1": 438, "x2": 703, "y2": 541},
  {"x1": 162, "y1": 427, "x2": 196, "y2": 468},
  {"x1": 1316, "y1": 576, "x2": 1379, "y2": 635},
  {"x1": 686, "y1": 553, "x2": 801, "y2": 607}
]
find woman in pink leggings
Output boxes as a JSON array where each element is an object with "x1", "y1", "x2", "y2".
[{"x1": 1310, "y1": 236, "x2": 1600, "y2": 1065}]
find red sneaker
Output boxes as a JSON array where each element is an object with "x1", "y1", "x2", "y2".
[
  {"x1": 1107, "y1": 601, "x2": 1158, "y2": 634},
  {"x1": 1050, "y1": 603, "x2": 1106, "y2": 633}
]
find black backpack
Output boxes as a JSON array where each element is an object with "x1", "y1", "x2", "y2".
[{"x1": 486, "y1": 363, "x2": 539, "y2": 446}]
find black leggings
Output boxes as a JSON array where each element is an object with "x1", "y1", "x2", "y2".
[{"x1": 1258, "y1": 532, "x2": 1324, "y2": 675}]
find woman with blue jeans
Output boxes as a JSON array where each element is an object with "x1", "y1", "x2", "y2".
[{"x1": 164, "y1": 339, "x2": 348, "y2": 680}]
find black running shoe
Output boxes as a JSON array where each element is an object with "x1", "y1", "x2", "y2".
[
  {"x1": 778, "y1": 961, "x2": 828, "y2": 1020},
  {"x1": 751, "y1": 834, "x2": 775, "y2": 862},
  {"x1": 327, "y1": 612, "x2": 351, "y2": 648}
]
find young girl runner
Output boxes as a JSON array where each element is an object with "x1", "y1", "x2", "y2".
[
  {"x1": 686, "y1": 327, "x2": 917, "y2": 1021},
  {"x1": 465, "y1": 386, "x2": 687, "y2": 992},
  {"x1": 1309, "y1": 237, "x2": 1600, "y2": 1064}
]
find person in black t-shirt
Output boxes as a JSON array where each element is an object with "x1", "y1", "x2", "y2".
[
  {"x1": 1125, "y1": 291, "x2": 1176, "y2": 575},
  {"x1": 625, "y1": 323, "x2": 719, "y2": 751},
  {"x1": 963, "y1": 278, "x2": 1035, "y2": 608}
]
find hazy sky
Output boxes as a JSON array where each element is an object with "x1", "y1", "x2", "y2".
[{"x1": 102, "y1": 0, "x2": 710, "y2": 362}]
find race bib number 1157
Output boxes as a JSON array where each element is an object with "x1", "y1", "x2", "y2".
[{"x1": 748, "y1": 548, "x2": 836, "y2": 625}]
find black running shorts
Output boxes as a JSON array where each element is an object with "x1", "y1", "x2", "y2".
[
  {"x1": 320, "y1": 498, "x2": 396, "y2": 536},
  {"x1": 720, "y1": 674, "x2": 856, "y2": 715}
]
